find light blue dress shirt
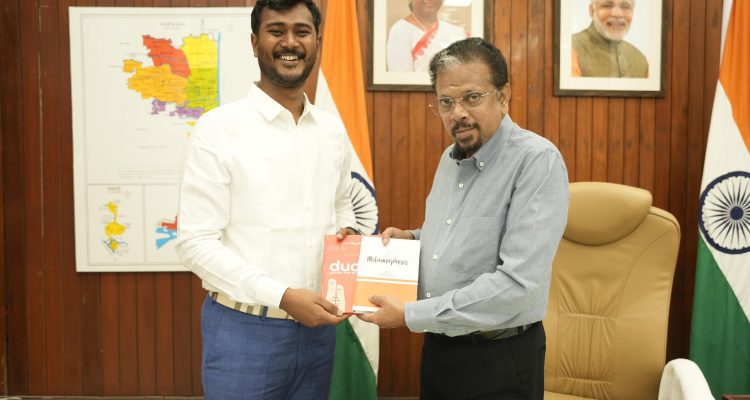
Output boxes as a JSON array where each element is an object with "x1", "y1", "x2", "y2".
[{"x1": 404, "y1": 114, "x2": 569, "y2": 337}]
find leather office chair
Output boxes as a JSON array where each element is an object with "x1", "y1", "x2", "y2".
[{"x1": 544, "y1": 182, "x2": 681, "y2": 400}]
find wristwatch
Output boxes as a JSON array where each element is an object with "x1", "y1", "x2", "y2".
[{"x1": 346, "y1": 226, "x2": 363, "y2": 235}]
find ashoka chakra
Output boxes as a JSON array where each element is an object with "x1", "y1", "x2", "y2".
[{"x1": 699, "y1": 171, "x2": 750, "y2": 254}]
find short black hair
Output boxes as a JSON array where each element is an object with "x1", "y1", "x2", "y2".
[
  {"x1": 251, "y1": 0, "x2": 322, "y2": 35},
  {"x1": 428, "y1": 37, "x2": 509, "y2": 90}
]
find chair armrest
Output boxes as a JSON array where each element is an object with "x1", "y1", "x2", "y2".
[{"x1": 658, "y1": 358, "x2": 713, "y2": 400}]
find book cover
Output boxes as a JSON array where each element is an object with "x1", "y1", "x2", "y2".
[
  {"x1": 321, "y1": 234, "x2": 362, "y2": 314},
  {"x1": 352, "y1": 236, "x2": 420, "y2": 314}
]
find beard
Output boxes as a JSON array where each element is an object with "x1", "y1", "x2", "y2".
[
  {"x1": 258, "y1": 49, "x2": 317, "y2": 88},
  {"x1": 451, "y1": 121, "x2": 483, "y2": 159},
  {"x1": 594, "y1": 17, "x2": 630, "y2": 42}
]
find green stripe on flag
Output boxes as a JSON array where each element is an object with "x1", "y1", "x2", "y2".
[
  {"x1": 329, "y1": 319, "x2": 378, "y2": 400},
  {"x1": 690, "y1": 236, "x2": 750, "y2": 398}
]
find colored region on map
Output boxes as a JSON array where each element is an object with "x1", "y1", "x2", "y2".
[
  {"x1": 143, "y1": 35, "x2": 190, "y2": 77},
  {"x1": 155, "y1": 215, "x2": 178, "y2": 249},
  {"x1": 123, "y1": 60, "x2": 189, "y2": 105},
  {"x1": 103, "y1": 201, "x2": 129, "y2": 255},
  {"x1": 123, "y1": 33, "x2": 219, "y2": 124},
  {"x1": 182, "y1": 34, "x2": 220, "y2": 112}
]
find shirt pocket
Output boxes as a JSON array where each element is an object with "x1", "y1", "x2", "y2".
[{"x1": 452, "y1": 216, "x2": 501, "y2": 276}]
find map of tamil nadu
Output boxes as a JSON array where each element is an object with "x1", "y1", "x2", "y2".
[{"x1": 123, "y1": 33, "x2": 219, "y2": 124}]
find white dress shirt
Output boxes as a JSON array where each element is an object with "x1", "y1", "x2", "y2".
[{"x1": 176, "y1": 83, "x2": 356, "y2": 308}]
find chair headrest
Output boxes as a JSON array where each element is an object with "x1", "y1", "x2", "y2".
[{"x1": 564, "y1": 182, "x2": 653, "y2": 245}]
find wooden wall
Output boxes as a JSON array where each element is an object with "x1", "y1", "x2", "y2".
[{"x1": 0, "y1": 0, "x2": 724, "y2": 397}]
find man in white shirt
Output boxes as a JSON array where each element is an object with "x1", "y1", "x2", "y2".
[
  {"x1": 387, "y1": 0, "x2": 468, "y2": 72},
  {"x1": 175, "y1": 1, "x2": 357, "y2": 399}
]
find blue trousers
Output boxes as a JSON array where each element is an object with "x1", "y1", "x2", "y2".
[{"x1": 201, "y1": 295, "x2": 336, "y2": 400}]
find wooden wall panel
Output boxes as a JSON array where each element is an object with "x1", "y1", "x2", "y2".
[
  {"x1": 101, "y1": 275, "x2": 120, "y2": 395},
  {"x1": 526, "y1": 0, "x2": 545, "y2": 136},
  {"x1": 591, "y1": 98, "x2": 608, "y2": 182},
  {"x1": 58, "y1": 0, "x2": 85, "y2": 392},
  {"x1": 542, "y1": 0, "x2": 560, "y2": 150},
  {"x1": 638, "y1": 99, "x2": 655, "y2": 192},
  {"x1": 21, "y1": 0, "x2": 45, "y2": 393},
  {"x1": 154, "y1": 273, "x2": 175, "y2": 395},
  {"x1": 0, "y1": 0, "x2": 725, "y2": 397},
  {"x1": 0, "y1": 0, "x2": 13, "y2": 393},
  {"x1": 0, "y1": 55, "x2": 6, "y2": 396},
  {"x1": 2, "y1": 0, "x2": 29, "y2": 377},
  {"x1": 172, "y1": 273, "x2": 195, "y2": 396},
  {"x1": 622, "y1": 98, "x2": 640, "y2": 187},
  {"x1": 39, "y1": 0, "x2": 66, "y2": 392},
  {"x1": 575, "y1": 97, "x2": 593, "y2": 181},
  {"x1": 606, "y1": 98, "x2": 624, "y2": 182},
  {"x1": 669, "y1": 0, "x2": 692, "y2": 362},
  {"x1": 136, "y1": 273, "x2": 157, "y2": 394},
  {"x1": 509, "y1": 1, "x2": 528, "y2": 128}
]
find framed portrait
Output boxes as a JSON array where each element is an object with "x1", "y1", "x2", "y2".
[
  {"x1": 368, "y1": 0, "x2": 488, "y2": 92},
  {"x1": 554, "y1": 0, "x2": 665, "y2": 97}
]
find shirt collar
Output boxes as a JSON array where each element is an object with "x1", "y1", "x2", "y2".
[
  {"x1": 248, "y1": 82, "x2": 317, "y2": 123},
  {"x1": 451, "y1": 114, "x2": 513, "y2": 171}
]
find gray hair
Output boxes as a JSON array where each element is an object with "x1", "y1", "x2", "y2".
[{"x1": 428, "y1": 37, "x2": 509, "y2": 90}]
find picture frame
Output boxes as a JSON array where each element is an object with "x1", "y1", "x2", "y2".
[
  {"x1": 554, "y1": 0, "x2": 665, "y2": 97},
  {"x1": 368, "y1": 0, "x2": 489, "y2": 92}
]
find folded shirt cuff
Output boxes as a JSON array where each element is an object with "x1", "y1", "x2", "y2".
[
  {"x1": 252, "y1": 276, "x2": 289, "y2": 308},
  {"x1": 404, "y1": 298, "x2": 437, "y2": 333}
]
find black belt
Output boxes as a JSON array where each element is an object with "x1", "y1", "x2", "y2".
[{"x1": 429, "y1": 322, "x2": 537, "y2": 344}]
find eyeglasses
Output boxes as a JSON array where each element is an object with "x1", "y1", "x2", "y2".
[{"x1": 428, "y1": 91, "x2": 496, "y2": 116}]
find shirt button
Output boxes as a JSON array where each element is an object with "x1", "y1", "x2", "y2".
[
  {"x1": 446, "y1": 219, "x2": 452, "y2": 225},
  {"x1": 458, "y1": 183, "x2": 464, "y2": 188},
  {"x1": 479, "y1": 161, "x2": 485, "y2": 167},
  {"x1": 426, "y1": 292, "x2": 431, "y2": 298},
  {"x1": 432, "y1": 254, "x2": 439, "y2": 260}
]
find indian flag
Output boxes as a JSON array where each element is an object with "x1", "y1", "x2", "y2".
[
  {"x1": 690, "y1": 0, "x2": 750, "y2": 398},
  {"x1": 315, "y1": 2, "x2": 379, "y2": 399}
]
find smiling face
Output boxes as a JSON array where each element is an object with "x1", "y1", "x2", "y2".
[
  {"x1": 251, "y1": 3, "x2": 320, "y2": 89},
  {"x1": 435, "y1": 61, "x2": 508, "y2": 159},
  {"x1": 590, "y1": 0, "x2": 634, "y2": 42}
]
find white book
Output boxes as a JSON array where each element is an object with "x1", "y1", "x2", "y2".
[{"x1": 352, "y1": 236, "x2": 420, "y2": 314}]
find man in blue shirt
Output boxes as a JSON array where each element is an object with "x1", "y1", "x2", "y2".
[{"x1": 360, "y1": 37, "x2": 569, "y2": 399}]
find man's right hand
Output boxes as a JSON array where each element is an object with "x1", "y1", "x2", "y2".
[
  {"x1": 380, "y1": 227, "x2": 415, "y2": 245},
  {"x1": 279, "y1": 288, "x2": 347, "y2": 328}
]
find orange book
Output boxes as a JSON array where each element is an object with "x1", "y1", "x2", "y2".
[
  {"x1": 322, "y1": 235, "x2": 362, "y2": 314},
  {"x1": 322, "y1": 235, "x2": 420, "y2": 314}
]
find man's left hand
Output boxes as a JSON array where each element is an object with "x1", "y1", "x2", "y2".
[
  {"x1": 336, "y1": 227, "x2": 359, "y2": 240},
  {"x1": 357, "y1": 295, "x2": 406, "y2": 329}
]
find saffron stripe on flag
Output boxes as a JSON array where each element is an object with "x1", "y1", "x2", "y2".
[
  {"x1": 718, "y1": 1, "x2": 750, "y2": 152},
  {"x1": 315, "y1": 2, "x2": 380, "y2": 400}
]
